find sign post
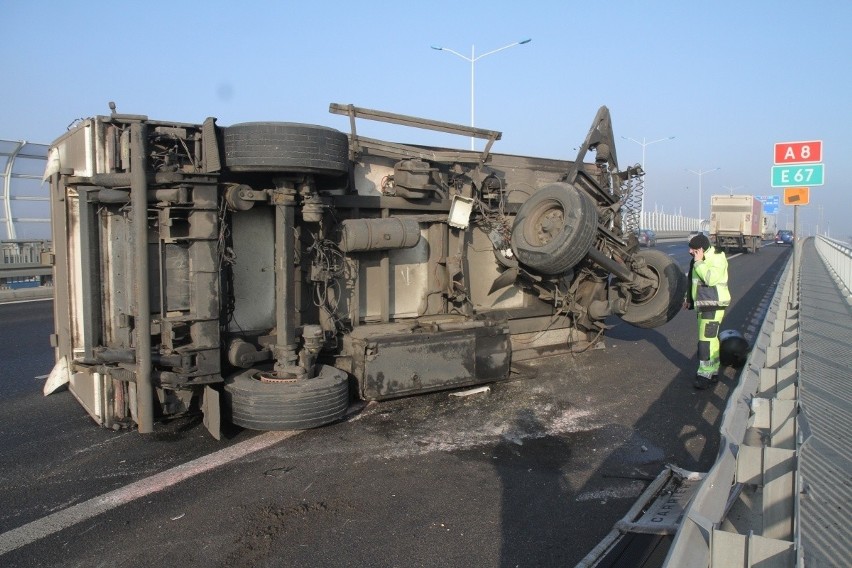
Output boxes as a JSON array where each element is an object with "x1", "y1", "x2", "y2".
[
  {"x1": 773, "y1": 140, "x2": 824, "y2": 308},
  {"x1": 784, "y1": 187, "x2": 810, "y2": 308},
  {"x1": 792, "y1": 204, "x2": 800, "y2": 308}
]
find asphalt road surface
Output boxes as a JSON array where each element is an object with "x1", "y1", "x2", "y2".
[{"x1": 0, "y1": 243, "x2": 792, "y2": 567}]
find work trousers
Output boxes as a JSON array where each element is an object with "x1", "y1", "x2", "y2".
[{"x1": 697, "y1": 308, "x2": 725, "y2": 379}]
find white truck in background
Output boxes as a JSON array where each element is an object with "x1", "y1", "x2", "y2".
[
  {"x1": 709, "y1": 194, "x2": 763, "y2": 254},
  {"x1": 762, "y1": 213, "x2": 777, "y2": 240}
]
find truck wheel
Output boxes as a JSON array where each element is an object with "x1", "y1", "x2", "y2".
[
  {"x1": 510, "y1": 183, "x2": 598, "y2": 275},
  {"x1": 222, "y1": 122, "x2": 349, "y2": 175},
  {"x1": 619, "y1": 249, "x2": 687, "y2": 329},
  {"x1": 223, "y1": 365, "x2": 350, "y2": 430}
]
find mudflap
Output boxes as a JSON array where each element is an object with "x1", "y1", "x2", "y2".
[
  {"x1": 348, "y1": 319, "x2": 511, "y2": 400},
  {"x1": 202, "y1": 385, "x2": 221, "y2": 440}
]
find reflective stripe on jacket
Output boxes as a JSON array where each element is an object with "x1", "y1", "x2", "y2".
[{"x1": 691, "y1": 246, "x2": 730, "y2": 308}]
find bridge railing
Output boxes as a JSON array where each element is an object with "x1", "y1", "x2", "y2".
[
  {"x1": 815, "y1": 235, "x2": 851, "y2": 297},
  {"x1": 1, "y1": 139, "x2": 51, "y2": 240},
  {"x1": 664, "y1": 242, "x2": 799, "y2": 566},
  {"x1": 641, "y1": 210, "x2": 703, "y2": 232},
  {"x1": 0, "y1": 240, "x2": 53, "y2": 302}
]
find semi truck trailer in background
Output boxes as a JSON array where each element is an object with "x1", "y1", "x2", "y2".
[
  {"x1": 709, "y1": 194, "x2": 763, "y2": 254},
  {"x1": 762, "y1": 213, "x2": 777, "y2": 240}
]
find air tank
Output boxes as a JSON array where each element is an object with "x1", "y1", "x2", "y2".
[{"x1": 338, "y1": 217, "x2": 421, "y2": 252}]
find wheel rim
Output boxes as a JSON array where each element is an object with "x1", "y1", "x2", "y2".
[
  {"x1": 631, "y1": 264, "x2": 661, "y2": 305},
  {"x1": 524, "y1": 199, "x2": 565, "y2": 246},
  {"x1": 254, "y1": 366, "x2": 307, "y2": 383}
]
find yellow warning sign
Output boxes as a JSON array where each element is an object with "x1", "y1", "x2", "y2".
[{"x1": 783, "y1": 187, "x2": 809, "y2": 206}]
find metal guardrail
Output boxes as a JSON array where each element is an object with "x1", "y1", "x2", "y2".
[
  {"x1": 642, "y1": 210, "x2": 703, "y2": 232},
  {"x1": 576, "y1": 238, "x2": 828, "y2": 568},
  {"x1": 663, "y1": 247, "x2": 799, "y2": 566},
  {"x1": 0, "y1": 240, "x2": 53, "y2": 302},
  {"x1": 0, "y1": 262, "x2": 52, "y2": 279},
  {"x1": 1, "y1": 139, "x2": 50, "y2": 240},
  {"x1": 815, "y1": 235, "x2": 851, "y2": 297},
  {"x1": 664, "y1": 237, "x2": 852, "y2": 566}
]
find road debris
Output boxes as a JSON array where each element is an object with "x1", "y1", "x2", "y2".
[{"x1": 450, "y1": 386, "x2": 492, "y2": 398}]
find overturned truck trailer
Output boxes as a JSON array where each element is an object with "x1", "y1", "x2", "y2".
[{"x1": 45, "y1": 103, "x2": 686, "y2": 437}]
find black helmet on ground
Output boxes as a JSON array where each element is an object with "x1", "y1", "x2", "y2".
[{"x1": 719, "y1": 329, "x2": 750, "y2": 368}]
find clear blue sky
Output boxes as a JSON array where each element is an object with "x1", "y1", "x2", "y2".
[{"x1": 3, "y1": 0, "x2": 850, "y2": 237}]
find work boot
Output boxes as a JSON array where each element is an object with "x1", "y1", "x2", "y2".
[{"x1": 693, "y1": 375, "x2": 713, "y2": 389}]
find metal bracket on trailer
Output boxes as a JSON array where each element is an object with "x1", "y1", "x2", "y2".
[{"x1": 329, "y1": 103, "x2": 502, "y2": 165}]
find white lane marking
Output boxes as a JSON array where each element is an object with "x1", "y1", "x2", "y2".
[
  {"x1": 0, "y1": 298, "x2": 53, "y2": 305},
  {"x1": 0, "y1": 430, "x2": 297, "y2": 556}
]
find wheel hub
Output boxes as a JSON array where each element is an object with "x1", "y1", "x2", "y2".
[
  {"x1": 532, "y1": 205, "x2": 564, "y2": 245},
  {"x1": 255, "y1": 366, "x2": 308, "y2": 383}
]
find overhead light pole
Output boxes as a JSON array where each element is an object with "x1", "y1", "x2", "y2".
[
  {"x1": 621, "y1": 135, "x2": 675, "y2": 223},
  {"x1": 687, "y1": 167, "x2": 720, "y2": 221},
  {"x1": 722, "y1": 184, "x2": 744, "y2": 196},
  {"x1": 431, "y1": 38, "x2": 532, "y2": 150}
]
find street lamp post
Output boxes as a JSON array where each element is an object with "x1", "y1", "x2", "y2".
[
  {"x1": 621, "y1": 135, "x2": 675, "y2": 225},
  {"x1": 431, "y1": 39, "x2": 532, "y2": 150},
  {"x1": 687, "y1": 167, "x2": 720, "y2": 222}
]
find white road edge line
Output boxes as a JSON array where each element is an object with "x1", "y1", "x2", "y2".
[
  {"x1": 0, "y1": 297, "x2": 53, "y2": 305},
  {"x1": 0, "y1": 430, "x2": 298, "y2": 557}
]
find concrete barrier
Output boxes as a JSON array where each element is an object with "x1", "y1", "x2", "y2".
[{"x1": 0, "y1": 286, "x2": 53, "y2": 302}]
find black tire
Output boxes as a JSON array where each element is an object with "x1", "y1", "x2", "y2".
[
  {"x1": 223, "y1": 365, "x2": 350, "y2": 430},
  {"x1": 510, "y1": 183, "x2": 598, "y2": 275},
  {"x1": 619, "y1": 249, "x2": 688, "y2": 329},
  {"x1": 222, "y1": 122, "x2": 349, "y2": 175}
]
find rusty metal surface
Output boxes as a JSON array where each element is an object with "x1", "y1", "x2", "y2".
[
  {"x1": 349, "y1": 320, "x2": 511, "y2": 400},
  {"x1": 43, "y1": 104, "x2": 689, "y2": 435}
]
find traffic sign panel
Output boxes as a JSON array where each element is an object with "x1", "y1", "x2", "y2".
[
  {"x1": 771, "y1": 164, "x2": 824, "y2": 187},
  {"x1": 783, "y1": 187, "x2": 809, "y2": 206},
  {"x1": 756, "y1": 195, "x2": 780, "y2": 214},
  {"x1": 774, "y1": 140, "x2": 822, "y2": 164}
]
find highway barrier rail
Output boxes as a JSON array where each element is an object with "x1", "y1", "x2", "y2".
[
  {"x1": 815, "y1": 235, "x2": 851, "y2": 298},
  {"x1": 580, "y1": 236, "x2": 851, "y2": 567},
  {"x1": 0, "y1": 240, "x2": 53, "y2": 302},
  {"x1": 662, "y1": 236, "x2": 852, "y2": 567}
]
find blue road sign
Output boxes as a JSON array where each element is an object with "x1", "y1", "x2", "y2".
[{"x1": 756, "y1": 195, "x2": 780, "y2": 214}]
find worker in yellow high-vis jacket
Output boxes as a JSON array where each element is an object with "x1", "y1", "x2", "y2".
[{"x1": 683, "y1": 233, "x2": 730, "y2": 389}]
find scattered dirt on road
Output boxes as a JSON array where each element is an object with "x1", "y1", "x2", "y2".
[{"x1": 222, "y1": 500, "x2": 355, "y2": 568}]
